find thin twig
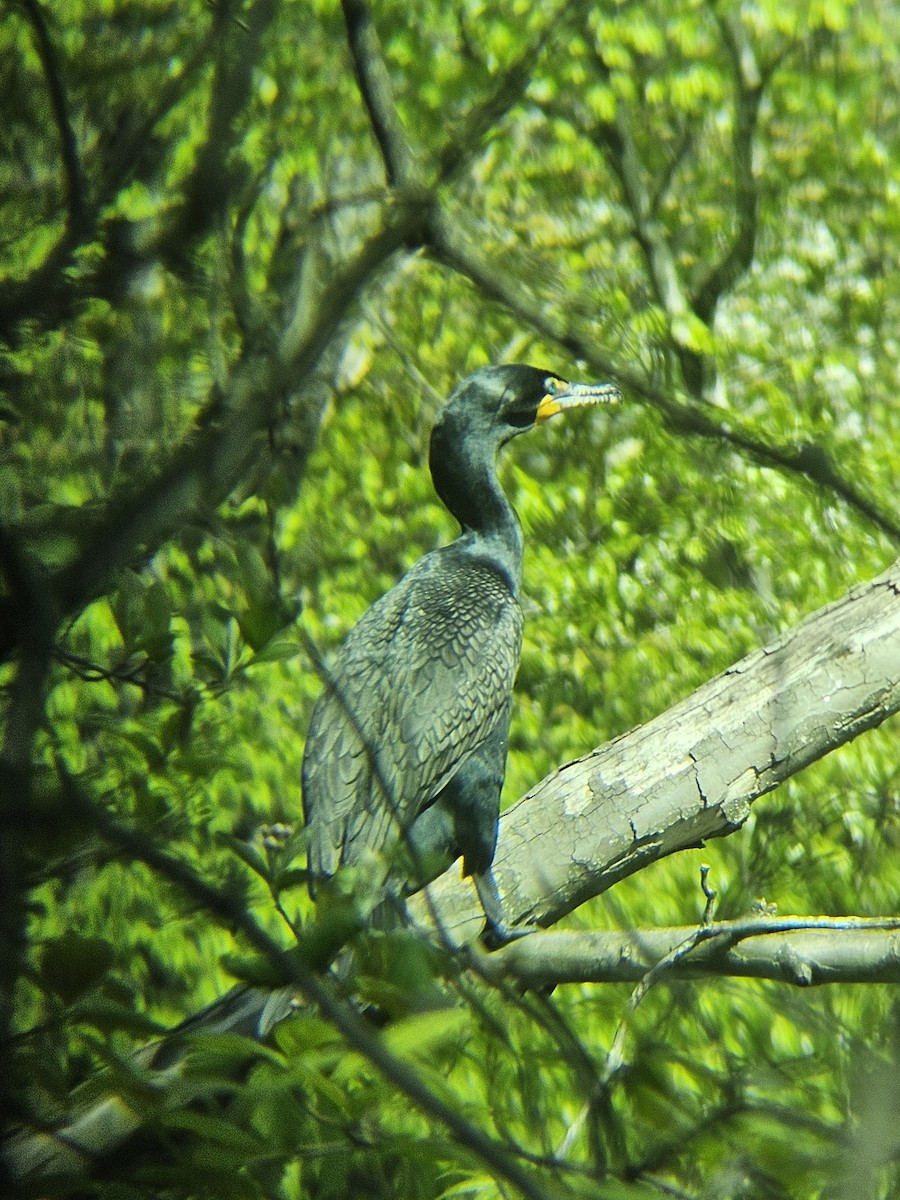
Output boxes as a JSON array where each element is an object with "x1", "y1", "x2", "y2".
[{"x1": 692, "y1": 12, "x2": 763, "y2": 323}]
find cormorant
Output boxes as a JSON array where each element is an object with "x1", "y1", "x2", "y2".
[{"x1": 302, "y1": 364, "x2": 620, "y2": 941}]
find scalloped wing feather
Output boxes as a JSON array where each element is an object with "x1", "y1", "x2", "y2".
[{"x1": 302, "y1": 548, "x2": 522, "y2": 884}]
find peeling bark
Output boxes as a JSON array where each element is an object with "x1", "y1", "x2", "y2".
[{"x1": 409, "y1": 558, "x2": 900, "y2": 943}]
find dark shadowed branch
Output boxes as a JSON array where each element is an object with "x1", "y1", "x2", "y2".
[
  {"x1": 0, "y1": 6, "x2": 254, "y2": 338},
  {"x1": 434, "y1": 13, "x2": 563, "y2": 185},
  {"x1": 157, "y1": 0, "x2": 279, "y2": 270},
  {"x1": 341, "y1": 0, "x2": 418, "y2": 187},
  {"x1": 428, "y1": 213, "x2": 900, "y2": 544},
  {"x1": 19, "y1": 0, "x2": 87, "y2": 234},
  {"x1": 0, "y1": 528, "x2": 57, "y2": 1147},
  {"x1": 0, "y1": 201, "x2": 430, "y2": 666},
  {"x1": 691, "y1": 11, "x2": 763, "y2": 324}
]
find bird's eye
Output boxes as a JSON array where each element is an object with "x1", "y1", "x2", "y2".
[{"x1": 544, "y1": 377, "x2": 563, "y2": 394}]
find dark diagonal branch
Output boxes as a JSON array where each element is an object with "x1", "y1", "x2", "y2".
[
  {"x1": 341, "y1": 0, "x2": 417, "y2": 186},
  {"x1": 692, "y1": 13, "x2": 762, "y2": 324},
  {"x1": 94, "y1": 27, "x2": 221, "y2": 208},
  {"x1": 428, "y1": 214, "x2": 900, "y2": 544},
  {"x1": 669, "y1": 409, "x2": 900, "y2": 544},
  {"x1": 56, "y1": 209, "x2": 426, "y2": 629},
  {"x1": 160, "y1": 0, "x2": 279, "y2": 269},
  {"x1": 20, "y1": 0, "x2": 88, "y2": 233},
  {"x1": 0, "y1": 196, "x2": 430, "y2": 667},
  {"x1": 545, "y1": 19, "x2": 767, "y2": 396},
  {"x1": 649, "y1": 121, "x2": 694, "y2": 218},
  {"x1": 427, "y1": 207, "x2": 626, "y2": 381},
  {"x1": 434, "y1": 17, "x2": 561, "y2": 186},
  {"x1": 8, "y1": 796, "x2": 555, "y2": 1200}
]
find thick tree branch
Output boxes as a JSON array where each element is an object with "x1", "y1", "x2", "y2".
[
  {"x1": 341, "y1": 0, "x2": 418, "y2": 186},
  {"x1": 408, "y1": 557, "x2": 900, "y2": 942},
  {"x1": 19, "y1": 0, "x2": 87, "y2": 233},
  {"x1": 0, "y1": 1, "x2": 94, "y2": 345},
  {"x1": 477, "y1": 919, "x2": 900, "y2": 988}
]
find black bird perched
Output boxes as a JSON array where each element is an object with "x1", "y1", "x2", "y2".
[{"x1": 302, "y1": 364, "x2": 620, "y2": 942}]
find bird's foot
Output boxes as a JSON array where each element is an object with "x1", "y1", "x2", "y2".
[
  {"x1": 481, "y1": 917, "x2": 541, "y2": 950},
  {"x1": 473, "y1": 869, "x2": 540, "y2": 949}
]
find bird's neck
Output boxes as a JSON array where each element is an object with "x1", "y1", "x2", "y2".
[{"x1": 430, "y1": 425, "x2": 524, "y2": 593}]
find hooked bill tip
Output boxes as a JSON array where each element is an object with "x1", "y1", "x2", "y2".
[
  {"x1": 557, "y1": 381, "x2": 622, "y2": 408},
  {"x1": 536, "y1": 380, "x2": 622, "y2": 422}
]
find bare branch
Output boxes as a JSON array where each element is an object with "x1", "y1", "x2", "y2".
[
  {"x1": 477, "y1": 919, "x2": 900, "y2": 988},
  {"x1": 341, "y1": 0, "x2": 418, "y2": 186},
  {"x1": 428, "y1": 206, "x2": 627, "y2": 382},
  {"x1": 408, "y1": 557, "x2": 900, "y2": 942}
]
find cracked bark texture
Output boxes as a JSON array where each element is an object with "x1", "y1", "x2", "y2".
[{"x1": 408, "y1": 558, "x2": 900, "y2": 944}]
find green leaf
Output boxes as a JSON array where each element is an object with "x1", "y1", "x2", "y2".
[
  {"x1": 39, "y1": 934, "x2": 116, "y2": 1005},
  {"x1": 671, "y1": 312, "x2": 716, "y2": 354},
  {"x1": 246, "y1": 630, "x2": 304, "y2": 664},
  {"x1": 227, "y1": 835, "x2": 271, "y2": 880},
  {"x1": 220, "y1": 953, "x2": 285, "y2": 988},
  {"x1": 382, "y1": 1009, "x2": 470, "y2": 1059}
]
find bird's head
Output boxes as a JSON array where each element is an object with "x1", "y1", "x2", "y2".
[
  {"x1": 428, "y1": 364, "x2": 622, "y2": 547},
  {"x1": 439, "y1": 364, "x2": 621, "y2": 447}
]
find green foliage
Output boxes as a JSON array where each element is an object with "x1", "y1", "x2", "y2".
[{"x1": 2, "y1": 0, "x2": 900, "y2": 1196}]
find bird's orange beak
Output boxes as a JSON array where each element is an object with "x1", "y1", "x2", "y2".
[{"x1": 536, "y1": 380, "x2": 622, "y2": 423}]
